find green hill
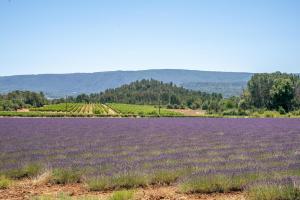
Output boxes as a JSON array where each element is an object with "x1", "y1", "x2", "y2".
[
  {"x1": 89, "y1": 79, "x2": 222, "y2": 109},
  {"x1": 0, "y1": 69, "x2": 252, "y2": 98}
]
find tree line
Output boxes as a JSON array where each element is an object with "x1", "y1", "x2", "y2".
[
  {"x1": 240, "y1": 72, "x2": 300, "y2": 112},
  {"x1": 0, "y1": 91, "x2": 48, "y2": 111},
  {"x1": 199, "y1": 72, "x2": 300, "y2": 114}
]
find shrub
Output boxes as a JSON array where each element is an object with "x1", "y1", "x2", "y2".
[
  {"x1": 25, "y1": 163, "x2": 42, "y2": 177},
  {"x1": 173, "y1": 104, "x2": 180, "y2": 109},
  {"x1": 238, "y1": 108, "x2": 249, "y2": 116},
  {"x1": 148, "y1": 111, "x2": 158, "y2": 116},
  {"x1": 291, "y1": 110, "x2": 300, "y2": 116},
  {"x1": 150, "y1": 170, "x2": 181, "y2": 185},
  {"x1": 86, "y1": 177, "x2": 111, "y2": 191},
  {"x1": 31, "y1": 192, "x2": 71, "y2": 200},
  {"x1": 52, "y1": 169, "x2": 81, "y2": 184},
  {"x1": 87, "y1": 173, "x2": 147, "y2": 191},
  {"x1": 229, "y1": 173, "x2": 262, "y2": 191},
  {"x1": 167, "y1": 104, "x2": 173, "y2": 109},
  {"x1": 0, "y1": 176, "x2": 11, "y2": 189},
  {"x1": 181, "y1": 173, "x2": 263, "y2": 194},
  {"x1": 111, "y1": 173, "x2": 148, "y2": 189},
  {"x1": 222, "y1": 109, "x2": 239, "y2": 116},
  {"x1": 263, "y1": 111, "x2": 280, "y2": 118},
  {"x1": 246, "y1": 184, "x2": 300, "y2": 200},
  {"x1": 180, "y1": 175, "x2": 230, "y2": 194},
  {"x1": 109, "y1": 190, "x2": 134, "y2": 200},
  {"x1": 137, "y1": 111, "x2": 145, "y2": 116},
  {"x1": 5, "y1": 168, "x2": 28, "y2": 179},
  {"x1": 5, "y1": 163, "x2": 42, "y2": 179},
  {"x1": 278, "y1": 106, "x2": 286, "y2": 115}
]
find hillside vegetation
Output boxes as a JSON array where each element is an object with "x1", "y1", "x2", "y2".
[
  {"x1": 0, "y1": 69, "x2": 252, "y2": 98},
  {"x1": 97, "y1": 79, "x2": 222, "y2": 109},
  {"x1": 1, "y1": 72, "x2": 300, "y2": 117},
  {"x1": 241, "y1": 72, "x2": 300, "y2": 112},
  {"x1": 0, "y1": 91, "x2": 48, "y2": 111}
]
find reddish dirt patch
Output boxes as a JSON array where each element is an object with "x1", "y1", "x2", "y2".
[
  {"x1": 0, "y1": 180, "x2": 92, "y2": 200},
  {"x1": 0, "y1": 180, "x2": 245, "y2": 200},
  {"x1": 136, "y1": 186, "x2": 245, "y2": 200}
]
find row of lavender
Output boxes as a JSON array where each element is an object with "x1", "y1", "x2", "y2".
[{"x1": 0, "y1": 118, "x2": 300, "y2": 182}]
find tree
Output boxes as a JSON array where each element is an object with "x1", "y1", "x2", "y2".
[
  {"x1": 247, "y1": 73, "x2": 274, "y2": 108},
  {"x1": 76, "y1": 94, "x2": 90, "y2": 103},
  {"x1": 170, "y1": 94, "x2": 181, "y2": 105},
  {"x1": 243, "y1": 72, "x2": 300, "y2": 111},
  {"x1": 270, "y1": 78, "x2": 294, "y2": 111},
  {"x1": 208, "y1": 100, "x2": 221, "y2": 113}
]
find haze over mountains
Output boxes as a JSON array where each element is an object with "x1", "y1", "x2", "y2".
[{"x1": 0, "y1": 69, "x2": 253, "y2": 98}]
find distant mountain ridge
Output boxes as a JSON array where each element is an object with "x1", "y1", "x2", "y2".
[{"x1": 0, "y1": 69, "x2": 253, "y2": 98}]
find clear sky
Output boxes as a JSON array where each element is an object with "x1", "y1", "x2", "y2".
[{"x1": 1, "y1": 0, "x2": 300, "y2": 76}]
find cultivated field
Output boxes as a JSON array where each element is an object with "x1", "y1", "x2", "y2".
[
  {"x1": 107, "y1": 103, "x2": 183, "y2": 116},
  {"x1": 30, "y1": 103, "x2": 112, "y2": 115},
  {"x1": 0, "y1": 103, "x2": 183, "y2": 117},
  {"x1": 1, "y1": 118, "x2": 300, "y2": 199}
]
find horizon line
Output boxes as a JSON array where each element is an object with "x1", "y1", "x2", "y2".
[{"x1": 1, "y1": 68, "x2": 296, "y2": 77}]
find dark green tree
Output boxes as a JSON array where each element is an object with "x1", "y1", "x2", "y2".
[{"x1": 270, "y1": 78, "x2": 294, "y2": 111}]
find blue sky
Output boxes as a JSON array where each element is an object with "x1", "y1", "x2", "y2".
[{"x1": 0, "y1": 0, "x2": 300, "y2": 76}]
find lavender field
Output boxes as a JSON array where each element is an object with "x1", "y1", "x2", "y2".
[{"x1": 1, "y1": 118, "x2": 300, "y2": 193}]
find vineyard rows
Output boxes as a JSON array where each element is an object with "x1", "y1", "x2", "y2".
[
  {"x1": 30, "y1": 103, "x2": 114, "y2": 115},
  {"x1": 30, "y1": 103, "x2": 182, "y2": 116}
]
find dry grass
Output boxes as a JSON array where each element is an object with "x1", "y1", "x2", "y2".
[{"x1": 32, "y1": 170, "x2": 53, "y2": 186}]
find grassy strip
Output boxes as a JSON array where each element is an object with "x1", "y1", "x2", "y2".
[
  {"x1": 2, "y1": 165, "x2": 182, "y2": 190},
  {"x1": 180, "y1": 173, "x2": 264, "y2": 194},
  {"x1": 1, "y1": 165, "x2": 81, "y2": 185},
  {"x1": 87, "y1": 170, "x2": 183, "y2": 191},
  {"x1": 0, "y1": 176, "x2": 12, "y2": 189},
  {"x1": 87, "y1": 173, "x2": 148, "y2": 191},
  {"x1": 3, "y1": 165, "x2": 300, "y2": 200},
  {"x1": 246, "y1": 184, "x2": 300, "y2": 200},
  {"x1": 4, "y1": 163, "x2": 42, "y2": 179}
]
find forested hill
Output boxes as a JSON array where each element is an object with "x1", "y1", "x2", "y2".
[
  {"x1": 0, "y1": 69, "x2": 252, "y2": 98},
  {"x1": 84, "y1": 79, "x2": 223, "y2": 109}
]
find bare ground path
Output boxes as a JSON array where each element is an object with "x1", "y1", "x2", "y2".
[
  {"x1": 102, "y1": 104, "x2": 118, "y2": 115},
  {"x1": 0, "y1": 180, "x2": 245, "y2": 200},
  {"x1": 169, "y1": 109, "x2": 205, "y2": 116}
]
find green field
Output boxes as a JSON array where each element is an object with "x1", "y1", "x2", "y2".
[
  {"x1": 0, "y1": 103, "x2": 184, "y2": 117},
  {"x1": 107, "y1": 103, "x2": 183, "y2": 116}
]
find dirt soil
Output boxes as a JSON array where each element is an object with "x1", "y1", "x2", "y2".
[
  {"x1": 0, "y1": 180, "x2": 245, "y2": 200},
  {"x1": 16, "y1": 109, "x2": 30, "y2": 112},
  {"x1": 170, "y1": 109, "x2": 206, "y2": 116}
]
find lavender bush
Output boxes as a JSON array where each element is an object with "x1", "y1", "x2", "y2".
[{"x1": 0, "y1": 118, "x2": 300, "y2": 190}]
